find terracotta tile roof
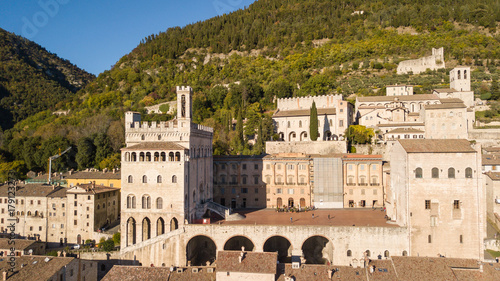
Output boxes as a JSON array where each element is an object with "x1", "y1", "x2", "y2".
[
  {"x1": 377, "y1": 123, "x2": 424, "y2": 127},
  {"x1": 391, "y1": 256, "x2": 480, "y2": 281},
  {"x1": 0, "y1": 239, "x2": 38, "y2": 250},
  {"x1": 398, "y1": 139, "x2": 476, "y2": 153},
  {"x1": 67, "y1": 184, "x2": 120, "y2": 194},
  {"x1": 358, "y1": 106, "x2": 386, "y2": 109},
  {"x1": 4, "y1": 184, "x2": 61, "y2": 197},
  {"x1": 342, "y1": 154, "x2": 382, "y2": 160},
  {"x1": 276, "y1": 264, "x2": 348, "y2": 281},
  {"x1": 483, "y1": 154, "x2": 500, "y2": 166},
  {"x1": 483, "y1": 147, "x2": 500, "y2": 153},
  {"x1": 408, "y1": 112, "x2": 420, "y2": 116},
  {"x1": 65, "y1": 170, "x2": 120, "y2": 180},
  {"x1": 0, "y1": 255, "x2": 75, "y2": 281},
  {"x1": 47, "y1": 187, "x2": 68, "y2": 198},
  {"x1": 102, "y1": 266, "x2": 216, "y2": 281},
  {"x1": 273, "y1": 108, "x2": 336, "y2": 117},
  {"x1": 485, "y1": 172, "x2": 500, "y2": 180},
  {"x1": 433, "y1": 88, "x2": 457, "y2": 93},
  {"x1": 122, "y1": 142, "x2": 187, "y2": 151},
  {"x1": 366, "y1": 259, "x2": 398, "y2": 281},
  {"x1": 386, "y1": 128, "x2": 424, "y2": 134},
  {"x1": 440, "y1": 98, "x2": 465, "y2": 103},
  {"x1": 357, "y1": 94, "x2": 439, "y2": 103},
  {"x1": 424, "y1": 102, "x2": 466, "y2": 109},
  {"x1": 217, "y1": 250, "x2": 277, "y2": 274}
]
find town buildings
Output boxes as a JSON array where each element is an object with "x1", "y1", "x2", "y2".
[
  {"x1": 389, "y1": 139, "x2": 484, "y2": 259},
  {"x1": 120, "y1": 86, "x2": 213, "y2": 248}
]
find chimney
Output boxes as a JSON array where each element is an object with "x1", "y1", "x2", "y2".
[
  {"x1": 92, "y1": 181, "x2": 96, "y2": 188},
  {"x1": 57, "y1": 251, "x2": 61, "y2": 257},
  {"x1": 63, "y1": 251, "x2": 67, "y2": 257},
  {"x1": 3, "y1": 271, "x2": 7, "y2": 281},
  {"x1": 239, "y1": 251, "x2": 245, "y2": 263}
]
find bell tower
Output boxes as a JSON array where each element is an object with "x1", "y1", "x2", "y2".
[{"x1": 177, "y1": 86, "x2": 192, "y2": 119}]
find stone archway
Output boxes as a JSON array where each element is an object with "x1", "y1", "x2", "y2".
[
  {"x1": 126, "y1": 217, "x2": 136, "y2": 246},
  {"x1": 223, "y1": 236, "x2": 255, "y2": 251},
  {"x1": 301, "y1": 235, "x2": 333, "y2": 264},
  {"x1": 263, "y1": 236, "x2": 292, "y2": 263},
  {"x1": 142, "y1": 217, "x2": 151, "y2": 241},
  {"x1": 186, "y1": 235, "x2": 217, "y2": 266}
]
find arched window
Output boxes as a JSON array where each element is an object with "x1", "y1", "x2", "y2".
[
  {"x1": 128, "y1": 175, "x2": 133, "y2": 183},
  {"x1": 142, "y1": 175, "x2": 147, "y2": 183},
  {"x1": 365, "y1": 250, "x2": 371, "y2": 257},
  {"x1": 127, "y1": 196, "x2": 131, "y2": 208},
  {"x1": 457, "y1": 70, "x2": 461, "y2": 79},
  {"x1": 299, "y1": 121, "x2": 302, "y2": 128},
  {"x1": 131, "y1": 196, "x2": 136, "y2": 208},
  {"x1": 156, "y1": 197, "x2": 163, "y2": 209},
  {"x1": 146, "y1": 152, "x2": 151, "y2": 161},
  {"x1": 142, "y1": 195, "x2": 151, "y2": 209},
  {"x1": 464, "y1": 70, "x2": 467, "y2": 79},
  {"x1": 161, "y1": 152, "x2": 166, "y2": 161},
  {"x1": 125, "y1": 152, "x2": 130, "y2": 162},
  {"x1": 139, "y1": 152, "x2": 145, "y2": 161},
  {"x1": 154, "y1": 152, "x2": 159, "y2": 161},
  {"x1": 347, "y1": 250, "x2": 352, "y2": 257},
  {"x1": 384, "y1": 250, "x2": 390, "y2": 258},
  {"x1": 157, "y1": 175, "x2": 162, "y2": 183},
  {"x1": 175, "y1": 152, "x2": 181, "y2": 161},
  {"x1": 402, "y1": 250, "x2": 408, "y2": 256},
  {"x1": 141, "y1": 135, "x2": 145, "y2": 140},
  {"x1": 448, "y1": 168, "x2": 455, "y2": 179},
  {"x1": 172, "y1": 175, "x2": 177, "y2": 183},
  {"x1": 465, "y1": 167, "x2": 472, "y2": 178},
  {"x1": 432, "y1": 168, "x2": 439, "y2": 178},
  {"x1": 169, "y1": 152, "x2": 174, "y2": 161},
  {"x1": 158, "y1": 134, "x2": 161, "y2": 140},
  {"x1": 131, "y1": 152, "x2": 137, "y2": 161},
  {"x1": 415, "y1": 168, "x2": 423, "y2": 178}
]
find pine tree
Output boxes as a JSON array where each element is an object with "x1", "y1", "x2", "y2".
[
  {"x1": 236, "y1": 108, "x2": 244, "y2": 151},
  {"x1": 309, "y1": 101, "x2": 318, "y2": 141}
]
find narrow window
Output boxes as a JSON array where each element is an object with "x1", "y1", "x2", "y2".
[
  {"x1": 425, "y1": 200, "x2": 431, "y2": 210},
  {"x1": 454, "y1": 200, "x2": 460, "y2": 209},
  {"x1": 431, "y1": 168, "x2": 439, "y2": 178},
  {"x1": 448, "y1": 168, "x2": 455, "y2": 179},
  {"x1": 428, "y1": 235, "x2": 432, "y2": 243},
  {"x1": 347, "y1": 250, "x2": 352, "y2": 257},
  {"x1": 465, "y1": 167, "x2": 472, "y2": 178},
  {"x1": 415, "y1": 168, "x2": 423, "y2": 178}
]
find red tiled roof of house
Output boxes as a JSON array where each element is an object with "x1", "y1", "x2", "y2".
[{"x1": 217, "y1": 250, "x2": 277, "y2": 274}]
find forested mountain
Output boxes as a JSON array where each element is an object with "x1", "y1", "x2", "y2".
[
  {"x1": 0, "y1": 28, "x2": 95, "y2": 130},
  {"x1": 1, "y1": 0, "x2": 500, "y2": 180}
]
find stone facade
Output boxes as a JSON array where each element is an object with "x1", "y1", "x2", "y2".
[
  {"x1": 273, "y1": 95, "x2": 352, "y2": 141},
  {"x1": 386, "y1": 85, "x2": 413, "y2": 96},
  {"x1": 397, "y1": 47, "x2": 445, "y2": 75},
  {"x1": 213, "y1": 156, "x2": 266, "y2": 209},
  {"x1": 343, "y1": 155, "x2": 385, "y2": 208},
  {"x1": 263, "y1": 153, "x2": 314, "y2": 209},
  {"x1": 485, "y1": 172, "x2": 500, "y2": 230},
  {"x1": 120, "y1": 86, "x2": 213, "y2": 249},
  {"x1": 389, "y1": 139, "x2": 484, "y2": 259}
]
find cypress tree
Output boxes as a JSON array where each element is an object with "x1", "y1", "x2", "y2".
[
  {"x1": 236, "y1": 108, "x2": 244, "y2": 150},
  {"x1": 310, "y1": 101, "x2": 318, "y2": 141}
]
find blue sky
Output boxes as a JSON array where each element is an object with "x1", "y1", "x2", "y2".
[{"x1": 0, "y1": 0, "x2": 256, "y2": 75}]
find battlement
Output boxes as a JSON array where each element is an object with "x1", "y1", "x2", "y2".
[
  {"x1": 277, "y1": 94, "x2": 344, "y2": 111},
  {"x1": 192, "y1": 123, "x2": 214, "y2": 133},
  {"x1": 127, "y1": 120, "x2": 178, "y2": 132},
  {"x1": 176, "y1": 86, "x2": 192, "y2": 93}
]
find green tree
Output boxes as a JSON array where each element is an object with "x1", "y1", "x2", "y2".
[
  {"x1": 309, "y1": 101, "x2": 318, "y2": 141},
  {"x1": 345, "y1": 125, "x2": 375, "y2": 144},
  {"x1": 491, "y1": 78, "x2": 500, "y2": 100},
  {"x1": 100, "y1": 239, "x2": 115, "y2": 252},
  {"x1": 98, "y1": 153, "x2": 121, "y2": 170},
  {"x1": 76, "y1": 137, "x2": 95, "y2": 170},
  {"x1": 235, "y1": 108, "x2": 244, "y2": 151},
  {"x1": 94, "y1": 133, "x2": 113, "y2": 168},
  {"x1": 159, "y1": 103, "x2": 170, "y2": 113},
  {"x1": 113, "y1": 232, "x2": 121, "y2": 246}
]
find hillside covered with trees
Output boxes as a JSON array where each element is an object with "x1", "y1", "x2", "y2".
[
  {"x1": 0, "y1": 28, "x2": 95, "y2": 130},
  {"x1": 1, "y1": 0, "x2": 500, "y2": 180}
]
